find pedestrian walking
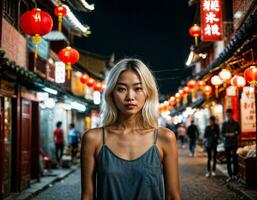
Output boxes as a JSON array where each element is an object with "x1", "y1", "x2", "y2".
[
  {"x1": 81, "y1": 58, "x2": 180, "y2": 200},
  {"x1": 204, "y1": 116, "x2": 220, "y2": 177},
  {"x1": 186, "y1": 120, "x2": 199, "y2": 157},
  {"x1": 221, "y1": 108, "x2": 240, "y2": 182},
  {"x1": 53, "y1": 121, "x2": 64, "y2": 167},
  {"x1": 68, "y1": 123, "x2": 80, "y2": 163},
  {"x1": 177, "y1": 123, "x2": 186, "y2": 148}
]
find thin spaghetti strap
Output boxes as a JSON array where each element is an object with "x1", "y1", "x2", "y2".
[
  {"x1": 102, "y1": 127, "x2": 105, "y2": 145},
  {"x1": 154, "y1": 128, "x2": 158, "y2": 144}
]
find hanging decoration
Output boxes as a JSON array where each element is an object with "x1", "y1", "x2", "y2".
[
  {"x1": 86, "y1": 77, "x2": 96, "y2": 88},
  {"x1": 218, "y1": 69, "x2": 232, "y2": 87},
  {"x1": 80, "y1": 74, "x2": 89, "y2": 84},
  {"x1": 230, "y1": 75, "x2": 246, "y2": 88},
  {"x1": 20, "y1": 8, "x2": 53, "y2": 62},
  {"x1": 54, "y1": 4, "x2": 67, "y2": 32},
  {"x1": 244, "y1": 65, "x2": 257, "y2": 85},
  {"x1": 189, "y1": 24, "x2": 201, "y2": 46},
  {"x1": 211, "y1": 75, "x2": 222, "y2": 97},
  {"x1": 58, "y1": 46, "x2": 80, "y2": 79},
  {"x1": 203, "y1": 85, "x2": 212, "y2": 98}
]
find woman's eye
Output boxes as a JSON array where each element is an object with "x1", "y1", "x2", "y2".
[
  {"x1": 117, "y1": 87, "x2": 126, "y2": 92},
  {"x1": 135, "y1": 87, "x2": 143, "y2": 91}
]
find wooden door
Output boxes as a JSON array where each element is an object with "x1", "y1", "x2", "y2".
[{"x1": 20, "y1": 99, "x2": 32, "y2": 189}]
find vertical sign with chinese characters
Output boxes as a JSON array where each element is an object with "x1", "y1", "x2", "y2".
[
  {"x1": 201, "y1": 0, "x2": 223, "y2": 41},
  {"x1": 240, "y1": 87, "x2": 256, "y2": 137}
]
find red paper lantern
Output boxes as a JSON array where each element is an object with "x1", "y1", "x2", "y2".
[
  {"x1": 203, "y1": 85, "x2": 212, "y2": 98},
  {"x1": 187, "y1": 80, "x2": 197, "y2": 90},
  {"x1": 87, "y1": 77, "x2": 96, "y2": 87},
  {"x1": 20, "y1": 8, "x2": 53, "y2": 60},
  {"x1": 198, "y1": 80, "x2": 206, "y2": 88},
  {"x1": 92, "y1": 82, "x2": 102, "y2": 91},
  {"x1": 183, "y1": 86, "x2": 190, "y2": 94},
  {"x1": 80, "y1": 74, "x2": 89, "y2": 84},
  {"x1": 54, "y1": 5, "x2": 67, "y2": 32},
  {"x1": 58, "y1": 46, "x2": 80, "y2": 79},
  {"x1": 244, "y1": 65, "x2": 257, "y2": 85},
  {"x1": 189, "y1": 24, "x2": 201, "y2": 46}
]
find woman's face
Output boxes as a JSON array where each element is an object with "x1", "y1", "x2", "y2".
[{"x1": 112, "y1": 70, "x2": 147, "y2": 116}]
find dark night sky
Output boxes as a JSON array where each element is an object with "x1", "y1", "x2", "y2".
[{"x1": 75, "y1": 0, "x2": 195, "y2": 98}]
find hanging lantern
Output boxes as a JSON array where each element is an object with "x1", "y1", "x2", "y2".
[
  {"x1": 80, "y1": 74, "x2": 89, "y2": 84},
  {"x1": 189, "y1": 24, "x2": 201, "y2": 46},
  {"x1": 244, "y1": 65, "x2": 257, "y2": 85},
  {"x1": 218, "y1": 69, "x2": 232, "y2": 86},
  {"x1": 230, "y1": 75, "x2": 246, "y2": 88},
  {"x1": 175, "y1": 93, "x2": 181, "y2": 101},
  {"x1": 86, "y1": 77, "x2": 96, "y2": 87},
  {"x1": 58, "y1": 46, "x2": 80, "y2": 79},
  {"x1": 54, "y1": 5, "x2": 67, "y2": 32},
  {"x1": 203, "y1": 85, "x2": 212, "y2": 98},
  {"x1": 169, "y1": 96, "x2": 176, "y2": 106},
  {"x1": 211, "y1": 75, "x2": 222, "y2": 97},
  {"x1": 20, "y1": 8, "x2": 53, "y2": 61},
  {"x1": 187, "y1": 79, "x2": 197, "y2": 90},
  {"x1": 198, "y1": 80, "x2": 206, "y2": 89},
  {"x1": 183, "y1": 86, "x2": 190, "y2": 95},
  {"x1": 93, "y1": 82, "x2": 102, "y2": 91}
]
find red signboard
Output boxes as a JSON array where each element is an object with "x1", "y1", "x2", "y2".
[{"x1": 201, "y1": 0, "x2": 223, "y2": 41}]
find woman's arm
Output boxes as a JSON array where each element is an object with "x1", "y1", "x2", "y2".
[
  {"x1": 159, "y1": 128, "x2": 180, "y2": 200},
  {"x1": 81, "y1": 129, "x2": 99, "y2": 200}
]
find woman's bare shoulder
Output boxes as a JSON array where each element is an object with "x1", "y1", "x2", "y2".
[
  {"x1": 81, "y1": 127, "x2": 102, "y2": 145},
  {"x1": 157, "y1": 127, "x2": 176, "y2": 144}
]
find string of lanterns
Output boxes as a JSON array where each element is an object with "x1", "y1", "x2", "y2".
[{"x1": 80, "y1": 73, "x2": 106, "y2": 93}]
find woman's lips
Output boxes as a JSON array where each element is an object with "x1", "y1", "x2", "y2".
[{"x1": 124, "y1": 104, "x2": 137, "y2": 109}]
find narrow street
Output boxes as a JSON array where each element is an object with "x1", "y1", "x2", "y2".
[{"x1": 32, "y1": 146, "x2": 249, "y2": 200}]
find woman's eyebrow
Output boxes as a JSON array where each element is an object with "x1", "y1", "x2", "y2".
[{"x1": 116, "y1": 82, "x2": 142, "y2": 86}]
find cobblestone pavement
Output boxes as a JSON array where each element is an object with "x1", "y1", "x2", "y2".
[
  {"x1": 32, "y1": 169, "x2": 81, "y2": 200},
  {"x1": 179, "y1": 146, "x2": 248, "y2": 200},
  {"x1": 32, "y1": 146, "x2": 249, "y2": 200}
]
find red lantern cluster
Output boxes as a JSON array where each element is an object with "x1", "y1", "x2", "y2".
[
  {"x1": 58, "y1": 46, "x2": 80, "y2": 79},
  {"x1": 79, "y1": 74, "x2": 105, "y2": 92}
]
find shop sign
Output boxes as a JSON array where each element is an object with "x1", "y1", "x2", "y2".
[
  {"x1": 240, "y1": 86, "x2": 256, "y2": 133},
  {"x1": 55, "y1": 61, "x2": 66, "y2": 83},
  {"x1": 201, "y1": 0, "x2": 223, "y2": 41}
]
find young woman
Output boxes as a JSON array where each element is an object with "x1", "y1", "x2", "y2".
[{"x1": 81, "y1": 58, "x2": 180, "y2": 200}]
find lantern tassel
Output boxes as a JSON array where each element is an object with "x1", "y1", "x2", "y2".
[
  {"x1": 66, "y1": 63, "x2": 72, "y2": 80},
  {"x1": 215, "y1": 85, "x2": 219, "y2": 98},
  {"x1": 58, "y1": 16, "x2": 62, "y2": 32},
  {"x1": 194, "y1": 36, "x2": 198, "y2": 46}
]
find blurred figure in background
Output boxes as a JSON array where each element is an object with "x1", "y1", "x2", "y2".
[
  {"x1": 177, "y1": 123, "x2": 186, "y2": 149},
  {"x1": 68, "y1": 123, "x2": 80, "y2": 163},
  {"x1": 204, "y1": 116, "x2": 220, "y2": 177},
  {"x1": 221, "y1": 108, "x2": 240, "y2": 182},
  {"x1": 186, "y1": 120, "x2": 199, "y2": 157},
  {"x1": 53, "y1": 121, "x2": 64, "y2": 167}
]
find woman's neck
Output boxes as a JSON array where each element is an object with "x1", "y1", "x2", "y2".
[{"x1": 115, "y1": 113, "x2": 145, "y2": 130}]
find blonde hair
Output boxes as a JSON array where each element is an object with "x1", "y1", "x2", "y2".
[{"x1": 100, "y1": 58, "x2": 159, "y2": 128}]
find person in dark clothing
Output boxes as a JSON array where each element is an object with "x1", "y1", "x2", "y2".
[
  {"x1": 186, "y1": 120, "x2": 199, "y2": 157},
  {"x1": 53, "y1": 121, "x2": 64, "y2": 167},
  {"x1": 221, "y1": 108, "x2": 240, "y2": 182},
  {"x1": 204, "y1": 116, "x2": 220, "y2": 177}
]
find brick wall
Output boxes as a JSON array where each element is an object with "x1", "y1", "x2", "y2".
[{"x1": 1, "y1": 18, "x2": 27, "y2": 68}]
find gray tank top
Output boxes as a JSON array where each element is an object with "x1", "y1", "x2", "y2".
[{"x1": 96, "y1": 128, "x2": 164, "y2": 200}]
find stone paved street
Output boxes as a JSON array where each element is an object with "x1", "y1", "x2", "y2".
[
  {"x1": 31, "y1": 146, "x2": 250, "y2": 200},
  {"x1": 179, "y1": 146, "x2": 248, "y2": 200}
]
